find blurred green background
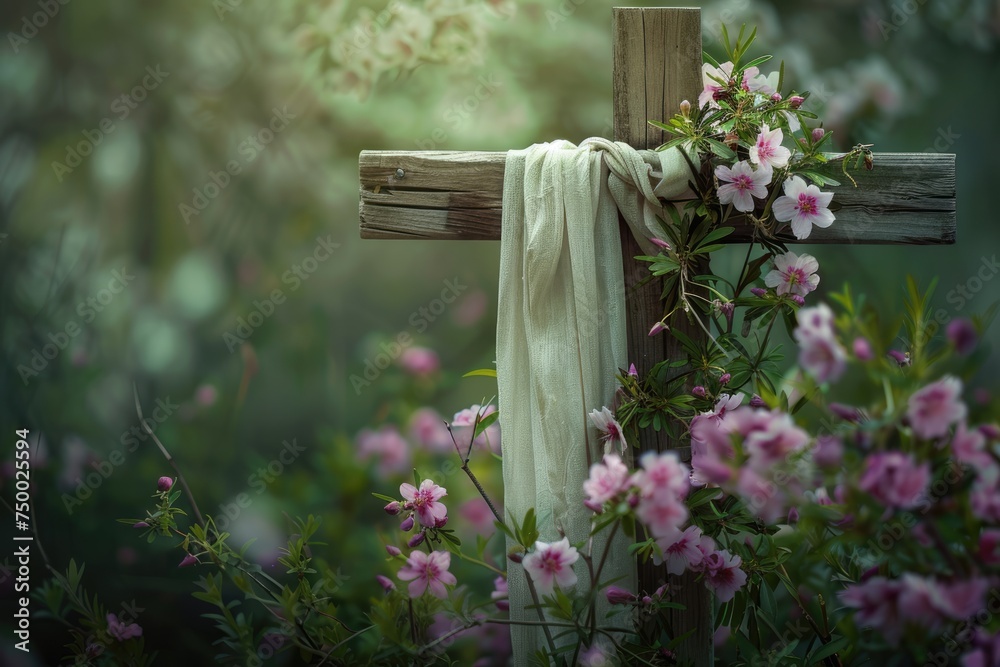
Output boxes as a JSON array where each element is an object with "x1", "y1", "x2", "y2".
[{"x1": 1, "y1": 0, "x2": 998, "y2": 663}]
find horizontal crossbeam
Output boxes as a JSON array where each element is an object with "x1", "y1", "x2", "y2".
[{"x1": 359, "y1": 150, "x2": 956, "y2": 244}]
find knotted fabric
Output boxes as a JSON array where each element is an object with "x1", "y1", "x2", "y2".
[{"x1": 497, "y1": 139, "x2": 692, "y2": 659}]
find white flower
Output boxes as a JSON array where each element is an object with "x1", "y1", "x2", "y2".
[{"x1": 772, "y1": 176, "x2": 835, "y2": 240}]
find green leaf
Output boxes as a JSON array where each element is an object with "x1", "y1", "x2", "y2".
[
  {"x1": 371, "y1": 492, "x2": 397, "y2": 503},
  {"x1": 808, "y1": 636, "x2": 849, "y2": 664},
  {"x1": 463, "y1": 368, "x2": 497, "y2": 379}
]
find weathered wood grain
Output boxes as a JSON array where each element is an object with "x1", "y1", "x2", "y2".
[
  {"x1": 360, "y1": 150, "x2": 956, "y2": 244},
  {"x1": 614, "y1": 9, "x2": 714, "y2": 666}
]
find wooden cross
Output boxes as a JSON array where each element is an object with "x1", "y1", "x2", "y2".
[{"x1": 357, "y1": 7, "x2": 955, "y2": 664}]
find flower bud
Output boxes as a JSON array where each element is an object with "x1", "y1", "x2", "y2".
[
  {"x1": 679, "y1": 99, "x2": 691, "y2": 117},
  {"x1": 495, "y1": 599, "x2": 510, "y2": 612},
  {"x1": 749, "y1": 394, "x2": 766, "y2": 408},
  {"x1": 605, "y1": 585, "x2": 638, "y2": 605},
  {"x1": 133, "y1": 521, "x2": 150, "y2": 529},
  {"x1": 790, "y1": 295, "x2": 806, "y2": 306},
  {"x1": 979, "y1": 424, "x2": 1000, "y2": 441},
  {"x1": 829, "y1": 403, "x2": 861, "y2": 422},
  {"x1": 648, "y1": 321, "x2": 668, "y2": 336},
  {"x1": 376, "y1": 574, "x2": 396, "y2": 593},
  {"x1": 407, "y1": 531, "x2": 426, "y2": 548},
  {"x1": 384, "y1": 501, "x2": 401, "y2": 516},
  {"x1": 692, "y1": 386, "x2": 707, "y2": 398},
  {"x1": 860, "y1": 565, "x2": 880, "y2": 582},
  {"x1": 787, "y1": 507, "x2": 800, "y2": 524},
  {"x1": 628, "y1": 363, "x2": 638, "y2": 378},
  {"x1": 583, "y1": 498, "x2": 604, "y2": 513},
  {"x1": 750, "y1": 287, "x2": 767, "y2": 298},
  {"x1": 811, "y1": 128, "x2": 826, "y2": 142},
  {"x1": 887, "y1": 349, "x2": 911, "y2": 367},
  {"x1": 641, "y1": 595, "x2": 653, "y2": 606},
  {"x1": 507, "y1": 549, "x2": 524, "y2": 564},
  {"x1": 853, "y1": 337, "x2": 873, "y2": 361},
  {"x1": 627, "y1": 492, "x2": 640, "y2": 509},
  {"x1": 385, "y1": 544, "x2": 402, "y2": 557},
  {"x1": 947, "y1": 318, "x2": 977, "y2": 355},
  {"x1": 770, "y1": 93, "x2": 782, "y2": 102},
  {"x1": 650, "y1": 237, "x2": 671, "y2": 250},
  {"x1": 157, "y1": 476, "x2": 173, "y2": 493},
  {"x1": 399, "y1": 515, "x2": 414, "y2": 532},
  {"x1": 719, "y1": 373, "x2": 731, "y2": 386},
  {"x1": 788, "y1": 95, "x2": 805, "y2": 108},
  {"x1": 178, "y1": 554, "x2": 198, "y2": 568}
]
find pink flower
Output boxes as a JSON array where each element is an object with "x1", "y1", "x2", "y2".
[
  {"x1": 764, "y1": 252, "x2": 820, "y2": 297},
  {"x1": 813, "y1": 435, "x2": 843, "y2": 468},
  {"x1": 715, "y1": 161, "x2": 771, "y2": 213},
  {"x1": 698, "y1": 61, "x2": 734, "y2": 109},
  {"x1": 739, "y1": 410, "x2": 810, "y2": 471},
  {"x1": 839, "y1": 576, "x2": 906, "y2": 645},
  {"x1": 356, "y1": 426, "x2": 411, "y2": 478},
  {"x1": 772, "y1": 176, "x2": 835, "y2": 240},
  {"x1": 701, "y1": 549, "x2": 747, "y2": 602},
  {"x1": 491, "y1": 575, "x2": 509, "y2": 611},
  {"x1": 947, "y1": 318, "x2": 978, "y2": 355},
  {"x1": 398, "y1": 346, "x2": 440, "y2": 376},
  {"x1": 655, "y1": 525, "x2": 705, "y2": 575},
  {"x1": 459, "y1": 497, "x2": 496, "y2": 536},
  {"x1": 908, "y1": 376, "x2": 966, "y2": 440},
  {"x1": 690, "y1": 416, "x2": 736, "y2": 486},
  {"x1": 523, "y1": 538, "x2": 579, "y2": 596},
  {"x1": 736, "y1": 468, "x2": 786, "y2": 523},
  {"x1": 971, "y1": 465, "x2": 1000, "y2": 522},
  {"x1": 452, "y1": 404, "x2": 501, "y2": 453},
  {"x1": 749, "y1": 124, "x2": 791, "y2": 172},
  {"x1": 195, "y1": 384, "x2": 218, "y2": 407},
  {"x1": 859, "y1": 452, "x2": 930, "y2": 510},
  {"x1": 648, "y1": 321, "x2": 668, "y2": 336},
  {"x1": 399, "y1": 479, "x2": 448, "y2": 527},
  {"x1": 408, "y1": 408, "x2": 454, "y2": 453},
  {"x1": 979, "y1": 529, "x2": 1000, "y2": 565},
  {"x1": 635, "y1": 493, "x2": 688, "y2": 539},
  {"x1": 578, "y1": 642, "x2": 614, "y2": 667},
  {"x1": 376, "y1": 574, "x2": 396, "y2": 593},
  {"x1": 589, "y1": 406, "x2": 626, "y2": 455},
  {"x1": 106, "y1": 613, "x2": 142, "y2": 641},
  {"x1": 397, "y1": 550, "x2": 456, "y2": 598},
  {"x1": 952, "y1": 422, "x2": 990, "y2": 467},
  {"x1": 961, "y1": 628, "x2": 1000, "y2": 667},
  {"x1": 853, "y1": 337, "x2": 874, "y2": 361},
  {"x1": 793, "y1": 304, "x2": 846, "y2": 384},
  {"x1": 583, "y1": 453, "x2": 631, "y2": 505},
  {"x1": 634, "y1": 450, "x2": 690, "y2": 500}
]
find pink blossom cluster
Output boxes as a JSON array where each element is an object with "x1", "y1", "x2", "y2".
[
  {"x1": 451, "y1": 404, "x2": 502, "y2": 454},
  {"x1": 581, "y1": 451, "x2": 748, "y2": 602},
  {"x1": 691, "y1": 404, "x2": 811, "y2": 523},
  {"x1": 839, "y1": 574, "x2": 991, "y2": 645}
]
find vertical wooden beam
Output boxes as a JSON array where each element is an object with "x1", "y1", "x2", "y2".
[{"x1": 613, "y1": 8, "x2": 714, "y2": 665}]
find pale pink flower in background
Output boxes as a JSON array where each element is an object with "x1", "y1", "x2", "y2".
[
  {"x1": 701, "y1": 549, "x2": 747, "y2": 602},
  {"x1": 584, "y1": 453, "x2": 631, "y2": 505},
  {"x1": 452, "y1": 404, "x2": 501, "y2": 453},
  {"x1": 908, "y1": 376, "x2": 967, "y2": 439},
  {"x1": 839, "y1": 576, "x2": 906, "y2": 645},
  {"x1": 749, "y1": 124, "x2": 791, "y2": 172},
  {"x1": 106, "y1": 613, "x2": 142, "y2": 641},
  {"x1": 398, "y1": 346, "x2": 440, "y2": 376},
  {"x1": 706, "y1": 393, "x2": 744, "y2": 423},
  {"x1": 690, "y1": 416, "x2": 736, "y2": 486},
  {"x1": 578, "y1": 641, "x2": 614, "y2": 667},
  {"x1": 764, "y1": 252, "x2": 820, "y2": 297},
  {"x1": 397, "y1": 550, "x2": 456, "y2": 598},
  {"x1": 961, "y1": 628, "x2": 1000, "y2": 667},
  {"x1": 452, "y1": 289, "x2": 488, "y2": 326},
  {"x1": 356, "y1": 426, "x2": 411, "y2": 478},
  {"x1": 979, "y1": 529, "x2": 1000, "y2": 565},
  {"x1": 408, "y1": 407, "x2": 454, "y2": 453},
  {"x1": 793, "y1": 305, "x2": 846, "y2": 384},
  {"x1": 736, "y1": 468, "x2": 786, "y2": 523},
  {"x1": 400, "y1": 479, "x2": 448, "y2": 527},
  {"x1": 715, "y1": 161, "x2": 771, "y2": 213},
  {"x1": 634, "y1": 451, "x2": 690, "y2": 501},
  {"x1": 741, "y1": 410, "x2": 810, "y2": 470},
  {"x1": 491, "y1": 575, "x2": 509, "y2": 611},
  {"x1": 813, "y1": 435, "x2": 844, "y2": 468},
  {"x1": 971, "y1": 465, "x2": 1000, "y2": 522},
  {"x1": 859, "y1": 452, "x2": 930, "y2": 509},
  {"x1": 194, "y1": 384, "x2": 218, "y2": 407},
  {"x1": 655, "y1": 525, "x2": 705, "y2": 575},
  {"x1": 952, "y1": 422, "x2": 989, "y2": 467},
  {"x1": 635, "y1": 493, "x2": 688, "y2": 538},
  {"x1": 947, "y1": 318, "x2": 978, "y2": 355},
  {"x1": 459, "y1": 497, "x2": 496, "y2": 536},
  {"x1": 523, "y1": 538, "x2": 579, "y2": 596},
  {"x1": 772, "y1": 176, "x2": 835, "y2": 240},
  {"x1": 589, "y1": 406, "x2": 626, "y2": 454}
]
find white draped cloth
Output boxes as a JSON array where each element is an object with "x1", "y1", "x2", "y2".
[{"x1": 497, "y1": 139, "x2": 692, "y2": 660}]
